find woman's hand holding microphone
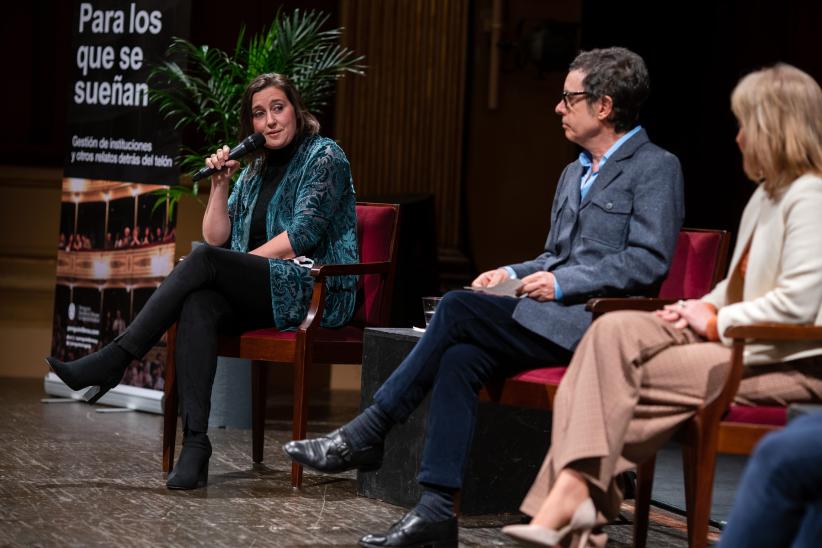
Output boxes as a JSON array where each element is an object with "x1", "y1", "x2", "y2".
[{"x1": 206, "y1": 145, "x2": 240, "y2": 187}]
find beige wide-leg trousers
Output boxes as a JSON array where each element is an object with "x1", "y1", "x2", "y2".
[{"x1": 520, "y1": 310, "x2": 822, "y2": 522}]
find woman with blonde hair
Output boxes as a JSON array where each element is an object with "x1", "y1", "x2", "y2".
[{"x1": 504, "y1": 63, "x2": 822, "y2": 546}]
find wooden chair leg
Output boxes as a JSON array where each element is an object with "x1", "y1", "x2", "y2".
[
  {"x1": 689, "y1": 431, "x2": 719, "y2": 548},
  {"x1": 251, "y1": 360, "x2": 268, "y2": 464},
  {"x1": 681, "y1": 439, "x2": 697, "y2": 540},
  {"x1": 680, "y1": 417, "x2": 719, "y2": 548},
  {"x1": 633, "y1": 457, "x2": 656, "y2": 548},
  {"x1": 290, "y1": 341, "x2": 311, "y2": 488},
  {"x1": 162, "y1": 325, "x2": 178, "y2": 472}
]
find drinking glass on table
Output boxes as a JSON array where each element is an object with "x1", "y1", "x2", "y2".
[{"x1": 421, "y1": 296, "x2": 442, "y2": 327}]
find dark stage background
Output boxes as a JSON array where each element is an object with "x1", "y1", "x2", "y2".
[
  {"x1": 578, "y1": 0, "x2": 822, "y2": 245},
  {"x1": 4, "y1": 0, "x2": 822, "y2": 281}
]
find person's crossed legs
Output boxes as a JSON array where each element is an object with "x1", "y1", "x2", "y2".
[{"x1": 284, "y1": 290, "x2": 571, "y2": 547}]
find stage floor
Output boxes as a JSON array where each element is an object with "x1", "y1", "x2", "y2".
[{"x1": 0, "y1": 377, "x2": 721, "y2": 546}]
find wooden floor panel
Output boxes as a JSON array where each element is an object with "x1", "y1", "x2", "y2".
[{"x1": 0, "y1": 378, "x2": 704, "y2": 546}]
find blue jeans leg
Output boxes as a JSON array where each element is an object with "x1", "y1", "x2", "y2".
[
  {"x1": 416, "y1": 342, "x2": 498, "y2": 488},
  {"x1": 719, "y1": 412, "x2": 822, "y2": 548},
  {"x1": 372, "y1": 290, "x2": 570, "y2": 489},
  {"x1": 794, "y1": 498, "x2": 822, "y2": 548}
]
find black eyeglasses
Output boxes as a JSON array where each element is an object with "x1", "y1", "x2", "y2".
[{"x1": 560, "y1": 90, "x2": 588, "y2": 107}]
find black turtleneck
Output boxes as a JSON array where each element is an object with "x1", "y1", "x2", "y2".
[{"x1": 247, "y1": 133, "x2": 304, "y2": 251}]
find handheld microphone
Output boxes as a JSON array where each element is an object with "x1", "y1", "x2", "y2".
[{"x1": 191, "y1": 133, "x2": 266, "y2": 181}]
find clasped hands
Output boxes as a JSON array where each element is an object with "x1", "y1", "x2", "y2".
[
  {"x1": 656, "y1": 299, "x2": 715, "y2": 338},
  {"x1": 471, "y1": 268, "x2": 555, "y2": 302}
]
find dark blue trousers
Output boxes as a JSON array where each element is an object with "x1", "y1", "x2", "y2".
[
  {"x1": 373, "y1": 290, "x2": 571, "y2": 489},
  {"x1": 719, "y1": 412, "x2": 822, "y2": 548}
]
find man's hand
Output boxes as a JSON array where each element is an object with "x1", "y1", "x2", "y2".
[
  {"x1": 656, "y1": 299, "x2": 715, "y2": 337},
  {"x1": 471, "y1": 268, "x2": 510, "y2": 288},
  {"x1": 519, "y1": 271, "x2": 555, "y2": 302}
]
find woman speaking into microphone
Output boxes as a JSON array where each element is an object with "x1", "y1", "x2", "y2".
[{"x1": 45, "y1": 73, "x2": 359, "y2": 490}]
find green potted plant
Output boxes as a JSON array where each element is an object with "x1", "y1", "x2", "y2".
[{"x1": 148, "y1": 8, "x2": 365, "y2": 215}]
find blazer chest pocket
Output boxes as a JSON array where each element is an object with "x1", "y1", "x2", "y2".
[{"x1": 581, "y1": 189, "x2": 633, "y2": 248}]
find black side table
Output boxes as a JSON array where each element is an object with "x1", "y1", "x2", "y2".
[{"x1": 356, "y1": 327, "x2": 553, "y2": 515}]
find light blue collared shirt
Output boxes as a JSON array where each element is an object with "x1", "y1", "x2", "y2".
[
  {"x1": 578, "y1": 125, "x2": 642, "y2": 200},
  {"x1": 504, "y1": 125, "x2": 643, "y2": 301}
]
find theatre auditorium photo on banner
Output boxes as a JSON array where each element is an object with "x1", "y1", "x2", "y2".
[{"x1": 52, "y1": 180, "x2": 176, "y2": 391}]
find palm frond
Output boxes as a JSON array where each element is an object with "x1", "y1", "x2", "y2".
[{"x1": 147, "y1": 8, "x2": 365, "y2": 204}]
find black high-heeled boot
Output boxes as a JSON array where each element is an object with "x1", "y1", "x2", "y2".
[
  {"x1": 44, "y1": 343, "x2": 134, "y2": 404},
  {"x1": 166, "y1": 431, "x2": 212, "y2": 490}
]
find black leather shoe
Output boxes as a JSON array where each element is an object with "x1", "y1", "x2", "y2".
[
  {"x1": 282, "y1": 427, "x2": 383, "y2": 473},
  {"x1": 359, "y1": 510, "x2": 458, "y2": 547}
]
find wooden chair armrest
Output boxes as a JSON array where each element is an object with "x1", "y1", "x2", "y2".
[
  {"x1": 702, "y1": 322, "x2": 822, "y2": 425},
  {"x1": 586, "y1": 297, "x2": 676, "y2": 318},
  {"x1": 724, "y1": 323, "x2": 822, "y2": 341},
  {"x1": 297, "y1": 261, "x2": 392, "y2": 334}
]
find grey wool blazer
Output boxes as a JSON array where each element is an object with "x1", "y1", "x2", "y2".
[{"x1": 507, "y1": 129, "x2": 685, "y2": 351}]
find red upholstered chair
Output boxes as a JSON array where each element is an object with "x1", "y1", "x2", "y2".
[
  {"x1": 480, "y1": 228, "x2": 731, "y2": 409},
  {"x1": 161, "y1": 202, "x2": 400, "y2": 487},
  {"x1": 631, "y1": 324, "x2": 822, "y2": 548}
]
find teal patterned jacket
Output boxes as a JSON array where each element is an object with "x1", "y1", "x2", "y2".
[{"x1": 227, "y1": 134, "x2": 358, "y2": 329}]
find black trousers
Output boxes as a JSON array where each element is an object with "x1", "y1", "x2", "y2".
[
  {"x1": 373, "y1": 290, "x2": 572, "y2": 489},
  {"x1": 116, "y1": 245, "x2": 274, "y2": 432}
]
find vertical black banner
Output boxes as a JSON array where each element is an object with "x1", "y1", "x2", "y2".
[
  {"x1": 49, "y1": 0, "x2": 190, "y2": 408},
  {"x1": 64, "y1": 0, "x2": 190, "y2": 185}
]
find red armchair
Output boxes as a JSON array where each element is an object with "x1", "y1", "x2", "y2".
[
  {"x1": 480, "y1": 228, "x2": 731, "y2": 409},
  {"x1": 162, "y1": 202, "x2": 401, "y2": 488}
]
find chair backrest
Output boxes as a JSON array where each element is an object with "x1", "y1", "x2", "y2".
[
  {"x1": 658, "y1": 228, "x2": 731, "y2": 300},
  {"x1": 353, "y1": 203, "x2": 401, "y2": 327}
]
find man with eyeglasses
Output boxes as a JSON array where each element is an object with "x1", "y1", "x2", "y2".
[{"x1": 284, "y1": 47, "x2": 684, "y2": 548}]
